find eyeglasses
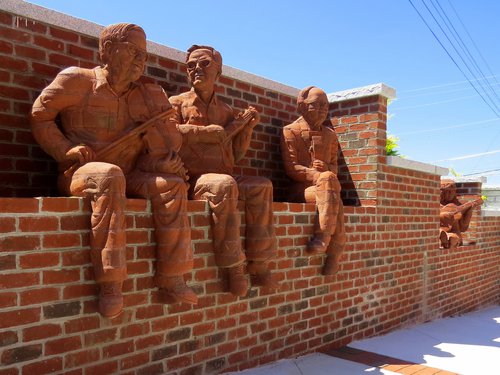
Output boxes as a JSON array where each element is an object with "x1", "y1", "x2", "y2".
[
  {"x1": 186, "y1": 59, "x2": 212, "y2": 71},
  {"x1": 116, "y1": 41, "x2": 147, "y2": 60}
]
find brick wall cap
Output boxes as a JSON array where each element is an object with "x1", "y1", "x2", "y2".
[
  {"x1": 443, "y1": 176, "x2": 487, "y2": 183},
  {"x1": 388, "y1": 156, "x2": 448, "y2": 176},
  {"x1": 482, "y1": 185, "x2": 500, "y2": 190},
  {"x1": 327, "y1": 83, "x2": 396, "y2": 103}
]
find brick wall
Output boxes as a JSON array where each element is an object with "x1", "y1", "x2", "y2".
[
  {"x1": 1, "y1": 177, "x2": 499, "y2": 374},
  {"x1": 1, "y1": 3, "x2": 500, "y2": 375}
]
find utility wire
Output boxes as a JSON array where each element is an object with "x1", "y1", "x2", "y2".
[
  {"x1": 446, "y1": 0, "x2": 500, "y2": 88},
  {"x1": 430, "y1": 0, "x2": 500, "y2": 105},
  {"x1": 408, "y1": 0, "x2": 500, "y2": 117},
  {"x1": 416, "y1": 0, "x2": 500, "y2": 115}
]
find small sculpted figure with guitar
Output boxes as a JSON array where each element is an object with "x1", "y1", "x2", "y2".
[{"x1": 439, "y1": 179, "x2": 483, "y2": 248}]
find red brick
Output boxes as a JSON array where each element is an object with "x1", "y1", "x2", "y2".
[
  {"x1": 64, "y1": 349, "x2": 100, "y2": 368},
  {"x1": 0, "y1": 198, "x2": 39, "y2": 213},
  {"x1": 20, "y1": 287, "x2": 59, "y2": 305},
  {"x1": 61, "y1": 250, "x2": 91, "y2": 267},
  {"x1": 14, "y1": 45, "x2": 46, "y2": 60},
  {"x1": 84, "y1": 361, "x2": 118, "y2": 375},
  {"x1": 120, "y1": 352, "x2": 149, "y2": 370},
  {"x1": 43, "y1": 233, "x2": 81, "y2": 249},
  {"x1": 0, "y1": 308, "x2": 40, "y2": 329},
  {"x1": 23, "y1": 324, "x2": 62, "y2": 342},
  {"x1": 166, "y1": 355, "x2": 192, "y2": 371},
  {"x1": 0, "y1": 25, "x2": 30, "y2": 42},
  {"x1": 84, "y1": 328, "x2": 117, "y2": 346},
  {"x1": 0, "y1": 56, "x2": 28, "y2": 73},
  {"x1": 0, "y1": 272, "x2": 39, "y2": 289},
  {"x1": 45, "y1": 336, "x2": 81, "y2": 355},
  {"x1": 63, "y1": 284, "x2": 96, "y2": 299},
  {"x1": 22, "y1": 357, "x2": 62, "y2": 375},
  {"x1": 41, "y1": 197, "x2": 81, "y2": 212},
  {"x1": 31, "y1": 62, "x2": 60, "y2": 77},
  {"x1": 135, "y1": 305, "x2": 164, "y2": 319},
  {"x1": 0, "y1": 40, "x2": 13, "y2": 54},
  {"x1": 48, "y1": 53, "x2": 79, "y2": 67},
  {"x1": 49, "y1": 27, "x2": 79, "y2": 42},
  {"x1": 43, "y1": 269, "x2": 81, "y2": 284},
  {"x1": 0, "y1": 292, "x2": 16, "y2": 308},
  {"x1": 64, "y1": 316, "x2": 99, "y2": 334},
  {"x1": 151, "y1": 315, "x2": 178, "y2": 332},
  {"x1": 134, "y1": 333, "x2": 163, "y2": 350},
  {"x1": 102, "y1": 340, "x2": 134, "y2": 358}
]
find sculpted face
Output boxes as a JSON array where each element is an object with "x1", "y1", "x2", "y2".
[
  {"x1": 302, "y1": 88, "x2": 329, "y2": 128},
  {"x1": 107, "y1": 29, "x2": 147, "y2": 84},
  {"x1": 186, "y1": 49, "x2": 220, "y2": 92}
]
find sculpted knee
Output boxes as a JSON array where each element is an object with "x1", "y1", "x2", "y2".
[
  {"x1": 317, "y1": 171, "x2": 341, "y2": 193},
  {"x1": 93, "y1": 163, "x2": 126, "y2": 194},
  {"x1": 197, "y1": 173, "x2": 238, "y2": 201}
]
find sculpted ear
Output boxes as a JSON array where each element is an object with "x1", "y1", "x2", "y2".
[{"x1": 101, "y1": 40, "x2": 114, "y2": 63}]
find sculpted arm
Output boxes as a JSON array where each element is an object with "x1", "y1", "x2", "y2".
[
  {"x1": 228, "y1": 106, "x2": 259, "y2": 163},
  {"x1": 281, "y1": 127, "x2": 319, "y2": 183},
  {"x1": 30, "y1": 68, "x2": 95, "y2": 164}
]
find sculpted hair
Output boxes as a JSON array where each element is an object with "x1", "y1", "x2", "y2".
[
  {"x1": 99, "y1": 23, "x2": 146, "y2": 62},
  {"x1": 296, "y1": 86, "x2": 316, "y2": 113},
  {"x1": 186, "y1": 45, "x2": 223, "y2": 73}
]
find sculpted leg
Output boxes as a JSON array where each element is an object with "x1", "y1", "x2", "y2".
[
  {"x1": 193, "y1": 174, "x2": 248, "y2": 296},
  {"x1": 307, "y1": 171, "x2": 341, "y2": 255},
  {"x1": 323, "y1": 200, "x2": 346, "y2": 276},
  {"x1": 236, "y1": 176, "x2": 279, "y2": 289},
  {"x1": 127, "y1": 170, "x2": 196, "y2": 304},
  {"x1": 69, "y1": 162, "x2": 126, "y2": 318}
]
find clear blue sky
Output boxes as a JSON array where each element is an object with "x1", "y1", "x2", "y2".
[{"x1": 28, "y1": 0, "x2": 500, "y2": 185}]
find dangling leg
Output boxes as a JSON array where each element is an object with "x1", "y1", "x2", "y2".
[
  {"x1": 193, "y1": 174, "x2": 248, "y2": 296},
  {"x1": 68, "y1": 162, "x2": 127, "y2": 317},
  {"x1": 236, "y1": 176, "x2": 279, "y2": 289},
  {"x1": 127, "y1": 170, "x2": 196, "y2": 304}
]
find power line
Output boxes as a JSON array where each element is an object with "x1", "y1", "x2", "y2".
[
  {"x1": 407, "y1": 0, "x2": 500, "y2": 118},
  {"x1": 400, "y1": 74, "x2": 500, "y2": 94},
  {"x1": 464, "y1": 168, "x2": 500, "y2": 177}
]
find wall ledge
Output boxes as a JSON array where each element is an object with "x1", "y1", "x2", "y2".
[
  {"x1": 387, "y1": 156, "x2": 448, "y2": 176},
  {"x1": 327, "y1": 82, "x2": 396, "y2": 103}
]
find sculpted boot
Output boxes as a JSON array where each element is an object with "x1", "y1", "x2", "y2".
[
  {"x1": 322, "y1": 255, "x2": 340, "y2": 276},
  {"x1": 158, "y1": 276, "x2": 198, "y2": 305},
  {"x1": 98, "y1": 281, "x2": 123, "y2": 318},
  {"x1": 248, "y1": 261, "x2": 280, "y2": 289},
  {"x1": 227, "y1": 263, "x2": 249, "y2": 297},
  {"x1": 306, "y1": 232, "x2": 330, "y2": 255}
]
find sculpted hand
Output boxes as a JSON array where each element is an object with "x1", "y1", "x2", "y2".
[
  {"x1": 312, "y1": 159, "x2": 328, "y2": 172},
  {"x1": 65, "y1": 145, "x2": 96, "y2": 165},
  {"x1": 157, "y1": 150, "x2": 185, "y2": 175},
  {"x1": 245, "y1": 106, "x2": 260, "y2": 128}
]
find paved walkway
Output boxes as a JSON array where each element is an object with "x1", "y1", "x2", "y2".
[{"x1": 226, "y1": 305, "x2": 500, "y2": 374}]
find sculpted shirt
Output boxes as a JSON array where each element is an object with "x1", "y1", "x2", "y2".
[
  {"x1": 281, "y1": 116, "x2": 340, "y2": 185},
  {"x1": 31, "y1": 66, "x2": 178, "y2": 175},
  {"x1": 169, "y1": 89, "x2": 254, "y2": 176}
]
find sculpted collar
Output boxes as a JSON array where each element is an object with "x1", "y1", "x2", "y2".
[{"x1": 93, "y1": 66, "x2": 139, "y2": 94}]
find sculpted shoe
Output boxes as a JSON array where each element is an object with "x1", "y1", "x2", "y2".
[
  {"x1": 248, "y1": 261, "x2": 280, "y2": 289},
  {"x1": 306, "y1": 237, "x2": 327, "y2": 255},
  {"x1": 159, "y1": 276, "x2": 198, "y2": 305},
  {"x1": 322, "y1": 255, "x2": 340, "y2": 276},
  {"x1": 98, "y1": 281, "x2": 123, "y2": 318},
  {"x1": 227, "y1": 263, "x2": 249, "y2": 297}
]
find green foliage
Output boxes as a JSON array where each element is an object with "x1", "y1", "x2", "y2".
[
  {"x1": 386, "y1": 135, "x2": 401, "y2": 156},
  {"x1": 449, "y1": 168, "x2": 462, "y2": 177}
]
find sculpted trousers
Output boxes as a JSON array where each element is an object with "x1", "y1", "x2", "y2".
[
  {"x1": 304, "y1": 171, "x2": 346, "y2": 258},
  {"x1": 61, "y1": 162, "x2": 193, "y2": 285},
  {"x1": 192, "y1": 173, "x2": 276, "y2": 268}
]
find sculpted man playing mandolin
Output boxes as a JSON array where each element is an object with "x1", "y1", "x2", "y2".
[{"x1": 439, "y1": 179, "x2": 483, "y2": 248}]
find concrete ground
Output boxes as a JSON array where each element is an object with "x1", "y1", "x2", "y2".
[{"x1": 226, "y1": 305, "x2": 500, "y2": 375}]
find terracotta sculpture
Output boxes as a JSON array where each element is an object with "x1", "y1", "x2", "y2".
[
  {"x1": 169, "y1": 45, "x2": 279, "y2": 296},
  {"x1": 30, "y1": 23, "x2": 196, "y2": 317},
  {"x1": 439, "y1": 179, "x2": 483, "y2": 248},
  {"x1": 281, "y1": 86, "x2": 346, "y2": 275}
]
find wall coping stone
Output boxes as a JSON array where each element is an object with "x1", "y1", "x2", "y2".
[
  {"x1": 443, "y1": 176, "x2": 487, "y2": 183},
  {"x1": 387, "y1": 156, "x2": 448, "y2": 176},
  {"x1": 3, "y1": 0, "x2": 396, "y2": 101},
  {"x1": 327, "y1": 82, "x2": 396, "y2": 102}
]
